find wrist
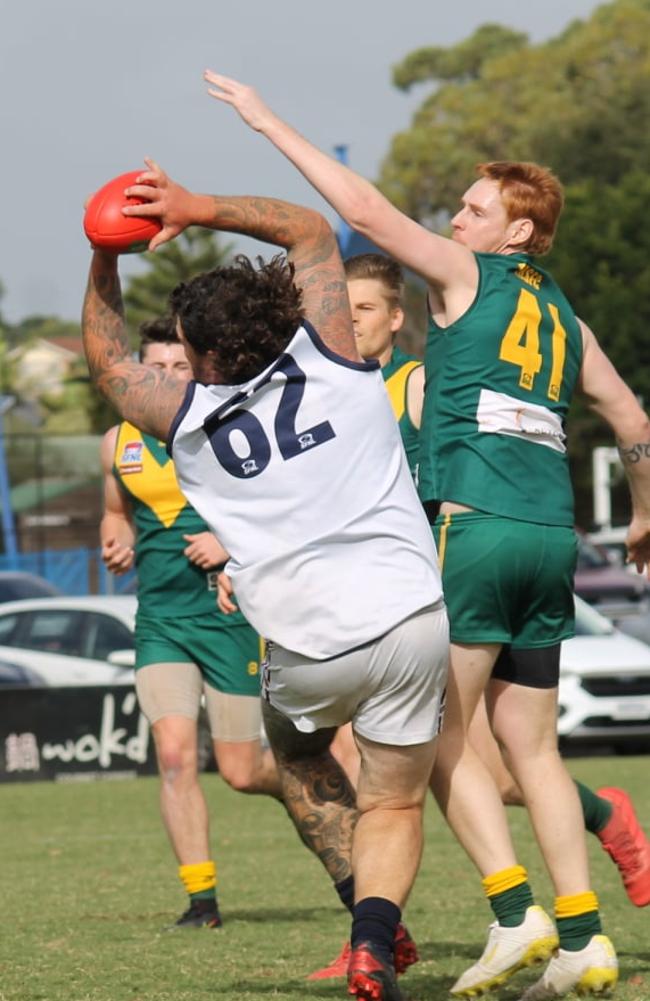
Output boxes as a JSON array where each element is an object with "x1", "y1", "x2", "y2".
[{"x1": 190, "y1": 192, "x2": 219, "y2": 228}]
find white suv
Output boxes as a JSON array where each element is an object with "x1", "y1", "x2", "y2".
[{"x1": 559, "y1": 596, "x2": 650, "y2": 751}]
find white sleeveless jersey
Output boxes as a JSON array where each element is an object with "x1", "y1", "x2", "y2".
[{"x1": 169, "y1": 321, "x2": 442, "y2": 659}]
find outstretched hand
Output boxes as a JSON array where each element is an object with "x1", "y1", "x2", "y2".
[
  {"x1": 204, "y1": 71, "x2": 275, "y2": 132},
  {"x1": 123, "y1": 158, "x2": 194, "y2": 251}
]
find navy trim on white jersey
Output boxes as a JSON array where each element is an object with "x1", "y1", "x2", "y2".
[
  {"x1": 302, "y1": 319, "x2": 380, "y2": 371},
  {"x1": 167, "y1": 380, "x2": 197, "y2": 456}
]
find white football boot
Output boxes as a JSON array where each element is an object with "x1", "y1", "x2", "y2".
[
  {"x1": 450, "y1": 905, "x2": 559, "y2": 997},
  {"x1": 518, "y1": 935, "x2": 618, "y2": 1000}
]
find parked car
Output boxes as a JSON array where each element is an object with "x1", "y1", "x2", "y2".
[
  {"x1": 0, "y1": 657, "x2": 46, "y2": 686},
  {"x1": 0, "y1": 571, "x2": 61, "y2": 603},
  {"x1": 585, "y1": 525, "x2": 630, "y2": 570},
  {"x1": 574, "y1": 534, "x2": 648, "y2": 615},
  {"x1": 559, "y1": 595, "x2": 650, "y2": 751},
  {"x1": 0, "y1": 594, "x2": 216, "y2": 768},
  {"x1": 0, "y1": 596, "x2": 136, "y2": 685}
]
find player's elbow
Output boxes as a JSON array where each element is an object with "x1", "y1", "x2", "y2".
[
  {"x1": 345, "y1": 186, "x2": 384, "y2": 237},
  {"x1": 589, "y1": 391, "x2": 650, "y2": 446},
  {"x1": 613, "y1": 411, "x2": 650, "y2": 447}
]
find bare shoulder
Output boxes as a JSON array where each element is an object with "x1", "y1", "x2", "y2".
[
  {"x1": 577, "y1": 317, "x2": 596, "y2": 352},
  {"x1": 406, "y1": 363, "x2": 425, "y2": 430},
  {"x1": 287, "y1": 214, "x2": 359, "y2": 362}
]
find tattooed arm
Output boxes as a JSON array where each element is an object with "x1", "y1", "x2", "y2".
[
  {"x1": 578, "y1": 319, "x2": 650, "y2": 575},
  {"x1": 124, "y1": 160, "x2": 358, "y2": 362},
  {"x1": 82, "y1": 250, "x2": 186, "y2": 440}
]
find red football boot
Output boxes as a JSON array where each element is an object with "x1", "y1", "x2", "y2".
[
  {"x1": 347, "y1": 941, "x2": 403, "y2": 1001},
  {"x1": 307, "y1": 922, "x2": 418, "y2": 980},
  {"x1": 597, "y1": 787, "x2": 650, "y2": 907}
]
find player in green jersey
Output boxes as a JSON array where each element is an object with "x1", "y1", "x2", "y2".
[
  {"x1": 311, "y1": 252, "x2": 650, "y2": 984},
  {"x1": 207, "y1": 73, "x2": 650, "y2": 1000},
  {"x1": 101, "y1": 316, "x2": 280, "y2": 929}
]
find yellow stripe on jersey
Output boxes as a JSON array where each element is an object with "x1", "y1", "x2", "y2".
[
  {"x1": 114, "y1": 421, "x2": 189, "y2": 529},
  {"x1": 384, "y1": 360, "x2": 420, "y2": 421}
]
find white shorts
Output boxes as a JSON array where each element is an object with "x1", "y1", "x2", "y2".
[{"x1": 261, "y1": 603, "x2": 448, "y2": 746}]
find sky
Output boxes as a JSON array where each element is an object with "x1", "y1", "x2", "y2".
[{"x1": 1, "y1": 0, "x2": 603, "y2": 324}]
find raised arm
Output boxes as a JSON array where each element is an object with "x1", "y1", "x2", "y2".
[
  {"x1": 82, "y1": 251, "x2": 187, "y2": 439},
  {"x1": 124, "y1": 160, "x2": 357, "y2": 360},
  {"x1": 203, "y1": 72, "x2": 476, "y2": 294},
  {"x1": 578, "y1": 319, "x2": 650, "y2": 575}
]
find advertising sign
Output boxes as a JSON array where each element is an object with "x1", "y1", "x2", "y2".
[{"x1": 0, "y1": 686, "x2": 155, "y2": 781}]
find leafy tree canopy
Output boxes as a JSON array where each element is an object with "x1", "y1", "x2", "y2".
[{"x1": 381, "y1": 0, "x2": 650, "y2": 220}]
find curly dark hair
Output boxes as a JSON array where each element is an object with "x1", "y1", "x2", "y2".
[{"x1": 169, "y1": 254, "x2": 303, "y2": 383}]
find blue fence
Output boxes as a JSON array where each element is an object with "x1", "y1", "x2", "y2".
[{"x1": 0, "y1": 547, "x2": 136, "y2": 596}]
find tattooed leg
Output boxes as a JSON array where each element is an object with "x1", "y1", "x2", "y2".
[{"x1": 262, "y1": 699, "x2": 358, "y2": 883}]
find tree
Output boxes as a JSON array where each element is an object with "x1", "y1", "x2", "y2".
[
  {"x1": 123, "y1": 227, "x2": 233, "y2": 336},
  {"x1": 548, "y1": 170, "x2": 650, "y2": 526},
  {"x1": 377, "y1": 0, "x2": 650, "y2": 525},
  {"x1": 380, "y1": 0, "x2": 650, "y2": 219}
]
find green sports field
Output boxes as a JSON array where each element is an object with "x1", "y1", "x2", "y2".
[{"x1": 2, "y1": 755, "x2": 648, "y2": 1001}]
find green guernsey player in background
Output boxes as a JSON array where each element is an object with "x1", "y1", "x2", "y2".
[{"x1": 100, "y1": 316, "x2": 280, "y2": 930}]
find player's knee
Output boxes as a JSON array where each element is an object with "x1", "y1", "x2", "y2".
[
  {"x1": 217, "y1": 760, "x2": 257, "y2": 793},
  {"x1": 357, "y1": 788, "x2": 425, "y2": 815},
  {"x1": 156, "y1": 740, "x2": 197, "y2": 785}
]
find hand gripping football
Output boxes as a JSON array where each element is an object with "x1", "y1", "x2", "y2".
[{"x1": 83, "y1": 170, "x2": 161, "y2": 253}]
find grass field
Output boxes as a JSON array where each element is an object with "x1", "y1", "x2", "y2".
[{"x1": 1, "y1": 755, "x2": 649, "y2": 1001}]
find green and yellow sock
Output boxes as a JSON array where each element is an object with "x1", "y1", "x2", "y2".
[
  {"x1": 574, "y1": 781, "x2": 613, "y2": 834},
  {"x1": 483, "y1": 864, "x2": 534, "y2": 927},
  {"x1": 179, "y1": 860, "x2": 217, "y2": 906},
  {"x1": 555, "y1": 891, "x2": 601, "y2": 951}
]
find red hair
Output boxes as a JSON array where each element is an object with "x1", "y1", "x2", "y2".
[{"x1": 477, "y1": 161, "x2": 564, "y2": 255}]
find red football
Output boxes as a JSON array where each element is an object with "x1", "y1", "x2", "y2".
[{"x1": 83, "y1": 170, "x2": 162, "y2": 253}]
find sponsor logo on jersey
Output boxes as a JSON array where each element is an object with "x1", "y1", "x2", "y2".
[
  {"x1": 119, "y1": 440, "x2": 144, "y2": 474},
  {"x1": 476, "y1": 388, "x2": 566, "y2": 453},
  {"x1": 242, "y1": 458, "x2": 259, "y2": 475},
  {"x1": 298, "y1": 432, "x2": 316, "y2": 450},
  {"x1": 515, "y1": 262, "x2": 543, "y2": 290}
]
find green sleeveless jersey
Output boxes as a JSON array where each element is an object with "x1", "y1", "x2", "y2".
[
  {"x1": 113, "y1": 422, "x2": 230, "y2": 617},
  {"x1": 382, "y1": 346, "x2": 421, "y2": 478},
  {"x1": 418, "y1": 253, "x2": 583, "y2": 526}
]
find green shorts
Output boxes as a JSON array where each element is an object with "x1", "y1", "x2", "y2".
[
  {"x1": 135, "y1": 611, "x2": 261, "y2": 696},
  {"x1": 433, "y1": 511, "x2": 577, "y2": 648}
]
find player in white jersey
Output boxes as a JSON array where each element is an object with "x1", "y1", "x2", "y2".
[{"x1": 82, "y1": 159, "x2": 448, "y2": 1001}]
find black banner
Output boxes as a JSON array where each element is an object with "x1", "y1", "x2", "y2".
[{"x1": 0, "y1": 686, "x2": 156, "y2": 782}]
